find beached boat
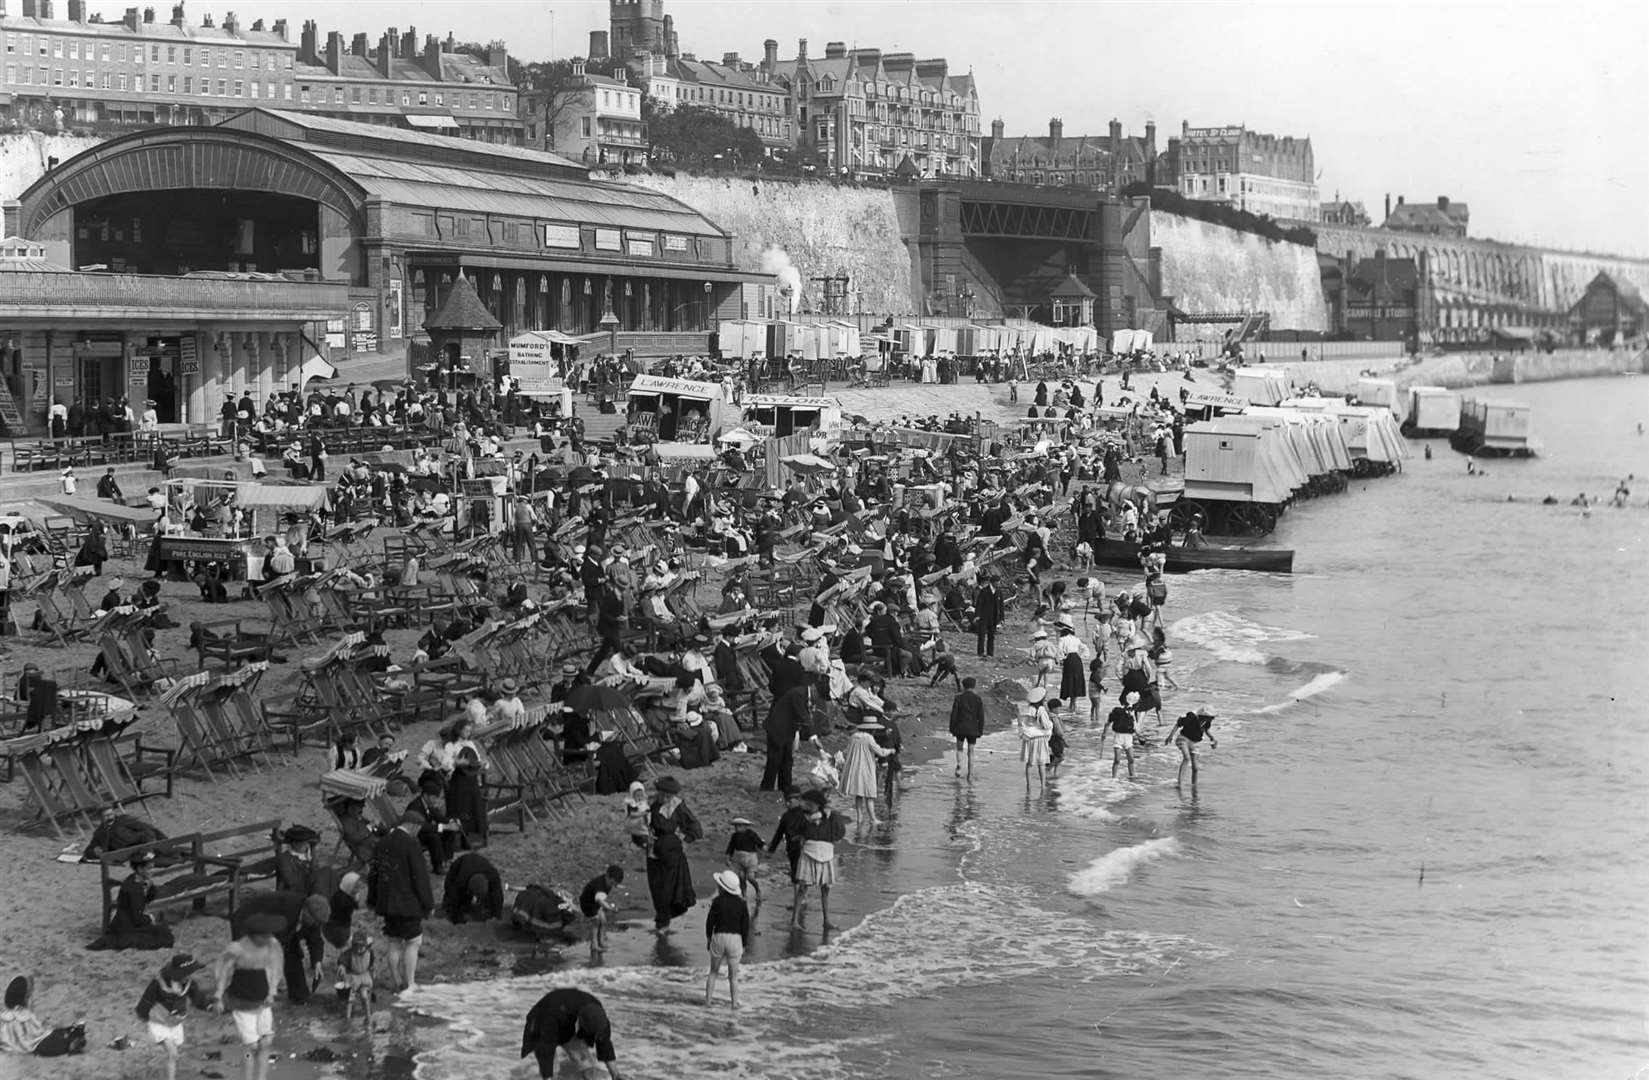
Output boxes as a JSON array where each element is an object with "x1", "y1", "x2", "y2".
[{"x1": 1090, "y1": 537, "x2": 1294, "y2": 574}]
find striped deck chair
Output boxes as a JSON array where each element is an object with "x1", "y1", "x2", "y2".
[{"x1": 17, "y1": 749, "x2": 93, "y2": 838}]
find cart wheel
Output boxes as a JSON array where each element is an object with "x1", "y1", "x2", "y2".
[
  {"x1": 1167, "y1": 500, "x2": 1207, "y2": 532},
  {"x1": 1225, "y1": 503, "x2": 1277, "y2": 536}
]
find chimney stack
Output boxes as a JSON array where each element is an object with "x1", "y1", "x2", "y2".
[
  {"x1": 571, "y1": 57, "x2": 586, "y2": 79},
  {"x1": 377, "y1": 32, "x2": 394, "y2": 77},
  {"x1": 20, "y1": 0, "x2": 38, "y2": 17},
  {"x1": 202, "y1": 13, "x2": 212, "y2": 27},
  {"x1": 222, "y1": 9, "x2": 237, "y2": 34},
  {"x1": 326, "y1": 30, "x2": 344, "y2": 74},
  {"x1": 1109, "y1": 118, "x2": 1122, "y2": 151},
  {"x1": 300, "y1": 20, "x2": 318, "y2": 64},
  {"x1": 723, "y1": 51, "x2": 740, "y2": 67},
  {"x1": 168, "y1": 1, "x2": 182, "y2": 26},
  {"x1": 272, "y1": 18, "x2": 287, "y2": 41},
  {"x1": 824, "y1": 42, "x2": 846, "y2": 60},
  {"x1": 351, "y1": 32, "x2": 369, "y2": 57},
  {"x1": 69, "y1": 0, "x2": 88, "y2": 22},
  {"x1": 1049, "y1": 117, "x2": 1064, "y2": 149},
  {"x1": 37, "y1": 0, "x2": 53, "y2": 17},
  {"x1": 400, "y1": 26, "x2": 416, "y2": 59},
  {"x1": 763, "y1": 39, "x2": 778, "y2": 71},
  {"x1": 1384, "y1": 193, "x2": 1390, "y2": 220},
  {"x1": 443, "y1": 31, "x2": 454, "y2": 53},
  {"x1": 1437, "y1": 195, "x2": 1450, "y2": 210},
  {"x1": 142, "y1": 6, "x2": 155, "y2": 23},
  {"x1": 663, "y1": 13, "x2": 677, "y2": 59},
  {"x1": 589, "y1": 30, "x2": 609, "y2": 60},
  {"x1": 797, "y1": 38, "x2": 807, "y2": 60},
  {"x1": 1144, "y1": 120, "x2": 1156, "y2": 156},
  {"x1": 122, "y1": 6, "x2": 140, "y2": 31},
  {"x1": 422, "y1": 34, "x2": 442, "y2": 79},
  {"x1": 990, "y1": 118, "x2": 1004, "y2": 141}
]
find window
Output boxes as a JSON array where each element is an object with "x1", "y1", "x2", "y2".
[
  {"x1": 52, "y1": 67, "x2": 62, "y2": 85},
  {"x1": 299, "y1": 85, "x2": 310, "y2": 103},
  {"x1": 3, "y1": 64, "x2": 13, "y2": 84},
  {"x1": 234, "y1": 50, "x2": 244, "y2": 68},
  {"x1": 116, "y1": 71, "x2": 127, "y2": 89},
  {"x1": 167, "y1": 46, "x2": 176, "y2": 63},
  {"x1": 217, "y1": 78, "x2": 227, "y2": 95},
  {"x1": 332, "y1": 87, "x2": 343, "y2": 104},
  {"x1": 150, "y1": 74, "x2": 160, "y2": 92},
  {"x1": 183, "y1": 47, "x2": 191, "y2": 64},
  {"x1": 100, "y1": 43, "x2": 111, "y2": 60},
  {"x1": 217, "y1": 51, "x2": 227, "y2": 67},
  {"x1": 167, "y1": 74, "x2": 176, "y2": 92},
  {"x1": 3, "y1": 35, "x2": 12, "y2": 54},
  {"x1": 266, "y1": 81, "x2": 274, "y2": 98},
  {"x1": 100, "y1": 72, "x2": 111, "y2": 89},
  {"x1": 183, "y1": 76, "x2": 192, "y2": 93},
  {"x1": 401, "y1": 91, "x2": 410, "y2": 106},
  {"x1": 66, "y1": 69, "x2": 77, "y2": 87},
  {"x1": 232, "y1": 80, "x2": 243, "y2": 96},
  {"x1": 283, "y1": 85, "x2": 293, "y2": 100},
  {"x1": 249, "y1": 81, "x2": 260, "y2": 98},
  {"x1": 434, "y1": 92, "x2": 443, "y2": 106},
  {"x1": 485, "y1": 93, "x2": 493, "y2": 109},
  {"x1": 68, "y1": 41, "x2": 79, "y2": 60},
  {"x1": 54, "y1": 40, "x2": 63, "y2": 58},
  {"x1": 39, "y1": 38, "x2": 48, "y2": 56},
  {"x1": 200, "y1": 48, "x2": 209, "y2": 66},
  {"x1": 418, "y1": 90, "x2": 427, "y2": 105},
  {"x1": 351, "y1": 87, "x2": 361, "y2": 103},
  {"x1": 581, "y1": 117, "x2": 592, "y2": 137},
  {"x1": 151, "y1": 45, "x2": 160, "y2": 62}
]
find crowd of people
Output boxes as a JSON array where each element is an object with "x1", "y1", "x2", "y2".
[{"x1": 7, "y1": 352, "x2": 1234, "y2": 1080}]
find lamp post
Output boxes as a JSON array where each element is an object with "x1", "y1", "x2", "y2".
[
  {"x1": 599, "y1": 305, "x2": 620, "y2": 360},
  {"x1": 703, "y1": 280, "x2": 713, "y2": 330}
]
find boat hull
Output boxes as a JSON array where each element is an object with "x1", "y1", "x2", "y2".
[{"x1": 1090, "y1": 537, "x2": 1294, "y2": 574}]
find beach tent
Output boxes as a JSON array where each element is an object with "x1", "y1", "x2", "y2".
[{"x1": 1232, "y1": 368, "x2": 1292, "y2": 406}]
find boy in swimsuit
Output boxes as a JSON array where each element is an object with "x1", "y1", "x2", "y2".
[
  {"x1": 1102, "y1": 696, "x2": 1138, "y2": 781},
  {"x1": 1165, "y1": 706, "x2": 1218, "y2": 788},
  {"x1": 212, "y1": 914, "x2": 284, "y2": 1080}
]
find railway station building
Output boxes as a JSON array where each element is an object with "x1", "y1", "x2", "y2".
[{"x1": 1, "y1": 107, "x2": 767, "y2": 429}]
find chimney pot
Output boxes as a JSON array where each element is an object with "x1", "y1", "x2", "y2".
[
  {"x1": 351, "y1": 32, "x2": 369, "y2": 57},
  {"x1": 272, "y1": 17, "x2": 287, "y2": 40},
  {"x1": 723, "y1": 51, "x2": 740, "y2": 67},
  {"x1": 37, "y1": 0, "x2": 54, "y2": 17},
  {"x1": 142, "y1": 6, "x2": 155, "y2": 23},
  {"x1": 69, "y1": 0, "x2": 88, "y2": 23},
  {"x1": 589, "y1": 30, "x2": 610, "y2": 60},
  {"x1": 1437, "y1": 195, "x2": 1449, "y2": 210},
  {"x1": 798, "y1": 38, "x2": 808, "y2": 60}
]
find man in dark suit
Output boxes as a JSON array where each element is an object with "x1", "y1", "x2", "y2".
[
  {"x1": 369, "y1": 812, "x2": 434, "y2": 993},
  {"x1": 760, "y1": 682, "x2": 817, "y2": 793},
  {"x1": 974, "y1": 572, "x2": 1004, "y2": 658},
  {"x1": 767, "y1": 639, "x2": 806, "y2": 701}
]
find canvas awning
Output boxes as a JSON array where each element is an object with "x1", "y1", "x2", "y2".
[
  {"x1": 298, "y1": 354, "x2": 337, "y2": 387},
  {"x1": 403, "y1": 114, "x2": 460, "y2": 130},
  {"x1": 234, "y1": 484, "x2": 331, "y2": 512},
  {"x1": 781, "y1": 453, "x2": 836, "y2": 474}
]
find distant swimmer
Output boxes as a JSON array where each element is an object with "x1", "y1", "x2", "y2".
[
  {"x1": 1615, "y1": 478, "x2": 1633, "y2": 507},
  {"x1": 1571, "y1": 493, "x2": 1590, "y2": 507},
  {"x1": 1423, "y1": 444, "x2": 1433, "y2": 460},
  {"x1": 1165, "y1": 706, "x2": 1219, "y2": 788},
  {"x1": 1542, "y1": 495, "x2": 1559, "y2": 505},
  {"x1": 1466, "y1": 457, "x2": 1477, "y2": 475}
]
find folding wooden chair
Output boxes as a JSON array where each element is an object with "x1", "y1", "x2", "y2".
[
  {"x1": 83, "y1": 736, "x2": 170, "y2": 814},
  {"x1": 32, "y1": 591, "x2": 86, "y2": 647},
  {"x1": 16, "y1": 750, "x2": 90, "y2": 838}
]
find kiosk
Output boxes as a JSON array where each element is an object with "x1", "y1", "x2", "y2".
[
  {"x1": 159, "y1": 480, "x2": 330, "y2": 579},
  {"x1": 625, "y1": 375, "x2": 729, "y2": 443},
  {"x1": 739, "y1": 394, "x2": 841, "y2": 437}
]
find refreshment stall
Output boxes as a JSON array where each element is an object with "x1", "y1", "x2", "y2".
[{"x1": 159, "y1": 480, "x2": 330, "y2": 579}]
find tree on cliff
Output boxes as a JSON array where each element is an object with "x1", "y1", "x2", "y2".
[
  {"x1": 514, "y1": 57, "x2": 625, "y2": 155},
  {"x1": 644, "y1": 102, "x2": 765, "y2": 171}
]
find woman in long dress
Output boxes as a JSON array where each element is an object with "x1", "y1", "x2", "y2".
[
  {"x1": 839, "y1": 721, "x2": 894, "y2": 826},
  {"x1": 645, "y1": 775, "x2": 703, "y2": 932},
  {"x1": 1056, "y1": 623, "x2": 1088, "y2": 709},
  {"x1": 1018, "y1": 687, "x2": 1053, "y2": 787}
]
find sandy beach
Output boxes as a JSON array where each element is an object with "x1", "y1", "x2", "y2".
[{"x1": 0, "y1": 370, "x2": 1209, "y2": 1080}]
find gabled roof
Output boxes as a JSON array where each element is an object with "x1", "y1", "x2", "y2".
[
  {"x1": 1583, "y1": 271, "x2": 1647, "y2": 316},
  {"x1": 668, "y1": 58, "x2": 783, "y2": 94},
  {"x1": 1050, "y1": 274, "x2": 1095, "y2": 299},
  {"x1": 0, "y1": 13, "x2": 291, "y2": 46},
  {"x1": 425, "y1": 275, "x2": 501, "y2": 332},
  {"x1": 1383, "y1": 202, "x2": 1467, "y2": 232}
]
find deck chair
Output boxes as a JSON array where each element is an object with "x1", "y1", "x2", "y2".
[
  {"x1": 83, "y1": 735, "x2": 172, "y2": 813},
  {"x1": 16, "y1": 750, "x2": 90, "y2": 838},
  {"x1": 170, "y1": 700, "x2": 236, "y2": 780},
  {"x1": 47, "y1": 743, "x2": 114, "y2": 823},
  {"x1": 33, "y1": 591, "x2": 87, "y2": 647}
]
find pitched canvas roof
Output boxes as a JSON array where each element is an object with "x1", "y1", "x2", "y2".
[
  {"x1": 424, "y1": 275, "x2": 501, "y2": 332},
  {"x1": 1050, "y1": 274, "x2": 1096, "y2": 300}
]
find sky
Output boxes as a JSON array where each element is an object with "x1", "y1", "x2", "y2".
[{"x1": 232, "y1": 0, "x2": 1647, "y2": 257}]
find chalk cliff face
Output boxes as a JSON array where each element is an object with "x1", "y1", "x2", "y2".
[
  {"x1": 0, "y1": 132, "x2": 105, "y2": 203},
  {"x1": 1151, "y1": 211, "x2": 1329, "y2": 332},
  {"x1": 628, "y1": 174, "x2": 915, "y2": 316}
]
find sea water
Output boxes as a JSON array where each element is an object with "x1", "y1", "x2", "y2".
[{"x1": 401, "y1": 376, "x2": 1649, "y2": 1080}]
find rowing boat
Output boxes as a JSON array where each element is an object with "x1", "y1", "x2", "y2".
[{"x1": 1089, "y1": 537, "x2": 1294, "y2": 574}]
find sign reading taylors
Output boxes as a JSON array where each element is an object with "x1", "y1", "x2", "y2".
[
  {"x1": 743, "y1": 394, "x2": 833, "y2": 409},
  {"x1": 627, "y1": 374, "x2": 723, "y2": 400},
  {"x1": 1184, "y1": 390, "x2": 1249, "y2": 412}
]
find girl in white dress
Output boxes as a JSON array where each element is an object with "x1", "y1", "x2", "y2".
[
  {"x1": 838, "y1": 721, "x2": 893, "y2": 825},
  {"x1": 1018, "y1": 687, "x2": 1053, "y2": 787}
]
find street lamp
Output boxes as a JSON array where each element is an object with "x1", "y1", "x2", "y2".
[
  {"x1": 598, "y1": 305, "x2": 620, "y2": 359},
  {"x1": 702, "y1": 281, "x2": 713, "y2": 329}
]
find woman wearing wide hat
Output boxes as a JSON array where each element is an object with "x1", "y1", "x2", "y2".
[{"x1": 644, "y1": 776, "x2": 703, "y2": 932}]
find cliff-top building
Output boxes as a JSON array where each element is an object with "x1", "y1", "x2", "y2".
[
  {"x1": 982, "y1": 117, "x2": 1155, "y2": 194},
  {"x1": 1161, "y1": 121, "x2": 1318, "y2": 223},
  {"x1": 0, "y1": 0, "x2": 520, "y2": 141},
  {"x1": 1382, "y1": 194, "x2": 1469, "y2": 238},
  {"x1": 789, "y1": 39, "x2": 981, "y2": 178}
]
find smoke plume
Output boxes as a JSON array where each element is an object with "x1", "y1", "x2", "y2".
[{"x1": 761, "y1": 245, "x2": 804, "y2": 314}]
